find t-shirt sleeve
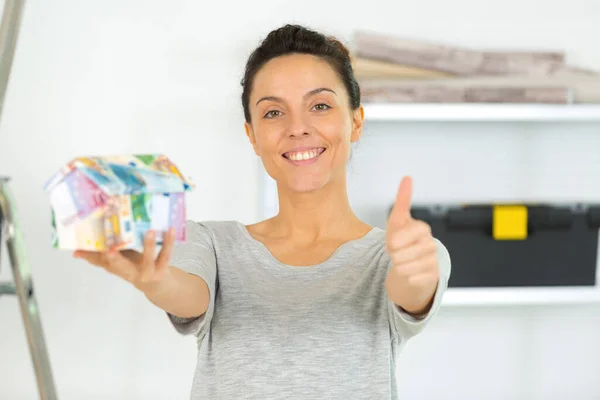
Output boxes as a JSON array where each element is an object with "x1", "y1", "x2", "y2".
[
  {"x1": 388, "y1": 238, "x2": 451, "y2": 341},
  {"x1": 166, "y1": 220, "x2": 217, "y2": 340}
]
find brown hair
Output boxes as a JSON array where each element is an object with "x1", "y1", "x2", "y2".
[{"x1": 241, "y1": 24, "x2": 361, "y2": 123}]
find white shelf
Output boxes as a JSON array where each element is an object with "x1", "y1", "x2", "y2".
[
  {"x1": 363, "y1": 103, "x2": 600, "y2": 122},
  {"x1": 442, "y1": 286, "x2": 600, "y2": 307}
]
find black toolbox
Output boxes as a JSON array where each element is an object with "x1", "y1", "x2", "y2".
[{"x1": 406, "y1": 204, "x2": 600, "y2": 288}]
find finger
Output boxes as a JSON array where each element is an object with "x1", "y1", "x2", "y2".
[
  {"x1": 389, "y1": 239, "x2": 437, "y2": 266},
  {"x1": 388, "y1": 176, "x2": 413, "y2": 229},
  {"x1": 73, "y1": 251, "x2": 106, "y2": 267},
  {"x1": 405, "y1": 271, "x2": 440, "y2": 289},
  {"x1": 156, "y1": 227, "x2": 176, "y2": 273},
  {"x1": 104, "y1": 251, "x2": 139, "y2": 282},
  {"x1": 386, "y1": 220, "x2": 431, "y2": 252},
  {"x1": 390, "y1": 254, "x2": 438, "y2": 279},
  {"x1": 121, "y1": 249, "x2": 143, "y2": 264},
  {"x1": 140, "y1": 230, "x2": 157, "y2": 280}
]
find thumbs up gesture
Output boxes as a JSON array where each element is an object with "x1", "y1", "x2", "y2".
[{"x1": 385, "y1": 176, "x2": 440, "y2": 316}]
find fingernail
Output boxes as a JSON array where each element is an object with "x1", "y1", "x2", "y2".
[
  {"x1": 147, "y1": 230, "x2": 155, "y2": 240},
  {"x1": 106, "y1": 252, "x2": 116, "y2": 260}
]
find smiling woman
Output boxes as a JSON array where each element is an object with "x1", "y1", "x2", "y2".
[
  {"x1": 242, "y1": 28, "x2": 362, "y2": 197},
  {"x1": 74, "y1": 24, "x2": 451, "y2": 400}
]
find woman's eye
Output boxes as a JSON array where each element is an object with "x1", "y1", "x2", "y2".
[
  {"x1": 264, "y1": 110, "x2": 281, "y2": 118},
  {"x1": 313, "y1": 103, "x2": 331, "y2": 111}
]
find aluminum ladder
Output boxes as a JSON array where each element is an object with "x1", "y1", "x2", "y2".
[{"x1": 0, "y1": 0, "x2": 59, "y2": 399}]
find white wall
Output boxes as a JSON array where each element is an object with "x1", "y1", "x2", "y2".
[{"x1": 0, "y1": 0, "x2": 599, "y2": 399}]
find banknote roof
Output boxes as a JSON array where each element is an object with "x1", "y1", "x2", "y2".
[{"x1": 44, "y1": 154, "x2": 195, "y2": 195}]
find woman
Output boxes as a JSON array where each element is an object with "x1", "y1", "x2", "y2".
[{"x1": 75, "y1": 24, "x2": 451, "y2": 399}]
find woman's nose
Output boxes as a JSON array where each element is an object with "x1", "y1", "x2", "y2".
[{"x1": 287, "y1": 113, "x2": 311, "y2": 138}]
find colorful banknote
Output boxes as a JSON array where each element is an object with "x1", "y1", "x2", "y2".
[{"x1": 46, "y1": 154, "x2": 194, "y2": 251}]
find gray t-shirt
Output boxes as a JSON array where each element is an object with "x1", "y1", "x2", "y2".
[{"x1": 167, "y1": 220, "x2": 451, "y2": 400}]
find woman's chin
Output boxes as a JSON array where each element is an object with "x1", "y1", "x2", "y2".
[{"x1": 285, "y1": 177, "x2": 327, "y2": 194}]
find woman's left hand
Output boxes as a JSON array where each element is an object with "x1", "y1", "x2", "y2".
[{"x1": 385, "y1": 176, "x2": 440, "y2": 316}]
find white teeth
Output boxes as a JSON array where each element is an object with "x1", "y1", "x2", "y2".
[{"x1": 286, "y1": 149, "x2": 321, "y2": 161}]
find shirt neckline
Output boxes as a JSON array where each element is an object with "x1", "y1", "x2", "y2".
[{"x1": 235, "y1": 221, "x2": 382, "y2": 271}]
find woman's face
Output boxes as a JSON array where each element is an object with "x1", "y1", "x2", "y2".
[{"x1": 245, "y1": 53, "x2": 364, "y2": 193}]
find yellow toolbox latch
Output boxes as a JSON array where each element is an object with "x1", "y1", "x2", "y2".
[{"x1": 493, "y1": 205, "x2": 528, "y2": 240}]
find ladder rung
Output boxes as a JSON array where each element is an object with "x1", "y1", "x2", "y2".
[{"x1": 0, "y1": 281, "x2": 16, "y2": 295}]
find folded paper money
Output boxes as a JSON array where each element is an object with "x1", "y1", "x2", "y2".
[{"x1": 44, "y1": 154, "x2": 195, "y2": 251}]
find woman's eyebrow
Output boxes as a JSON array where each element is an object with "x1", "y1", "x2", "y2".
[
  {"x1": 256, "y1": 96, "x2": 282, "y2": 106},
  {"x1": 304, "y1": 87, "x2": 337, "y2": 98},
  {"x1": 255, "y1": 87, "x2": 337, "y2": 106}
]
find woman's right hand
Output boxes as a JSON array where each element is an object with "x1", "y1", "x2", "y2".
[{"x1": 73, "y1": 228, "x2": 176, "y2": 296}]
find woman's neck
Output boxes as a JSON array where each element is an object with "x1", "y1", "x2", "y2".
[{"x1": 269, "y1": 179, "x2": 370, "y2": 242}]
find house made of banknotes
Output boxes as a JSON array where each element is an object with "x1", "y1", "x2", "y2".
[{"x1": 44, "y1": 154, "x2": 195, "y2": 251}]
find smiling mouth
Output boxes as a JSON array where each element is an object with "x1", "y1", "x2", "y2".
[{"x1": 282, "y1": 148, "x2": 326, "y2": 162}]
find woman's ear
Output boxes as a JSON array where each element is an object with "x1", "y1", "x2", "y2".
[
  {"x1": 245, "y1": 121, "x2": 260, "y2": 156},
  {"x1": 350, "y1": 105, "x2": 364, "y2": 143}
]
